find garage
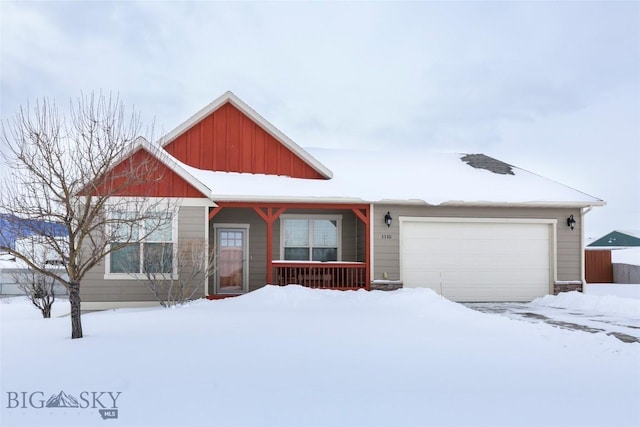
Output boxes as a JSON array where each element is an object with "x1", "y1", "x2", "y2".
[{"x1": 400, "y1": 217, "x2": 554, "y2": 302}]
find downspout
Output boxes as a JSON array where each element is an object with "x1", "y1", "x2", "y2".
[
  {"x1": 580, "y1": 206, "x2": 593, "y2": 286},
  {"x1": 369, "y1": 203, "x2": 375, "y2": 286},
  {"x1": 204, "y1": 206, "x2": 210, "y2": 297}
]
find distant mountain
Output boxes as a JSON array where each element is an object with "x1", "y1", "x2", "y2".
[
  {"x1": 45, "y1": 391, "x2": 80, "y2": 408},
  {"x1": 0, "y1": 214, "x2": 67, "y2": 249}
]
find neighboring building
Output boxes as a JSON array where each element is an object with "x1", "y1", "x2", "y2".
[
  {"x1": 0, "y1": 252, "x2": 68, "y2": 298},
  {"x1": 0, "y1": 220, "x2": 69, "y2": 297},
  {"x1": 0, "y1": 214, "x2": 67, "y2": 249},
  {"x1": 586, "y1": 231, "x2": 640, "y2": 284},
  {"x1": 588, "y1": 230, "x2": 640, "y2": 248},
  {"x1": 82, "y1": 91, "x2": 605, "y2": 309}
]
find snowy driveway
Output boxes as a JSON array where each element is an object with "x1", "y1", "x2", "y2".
[{"x1": 464, "y1": 302, "x2": 640, "y2": 343}]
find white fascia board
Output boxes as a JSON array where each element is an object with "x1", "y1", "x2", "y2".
[
  {"x1": 435, "y1": 200, "x2": 607, "y2": 208},
  {"x1": 155, "y1": 91, "x2": 334, "y2": 180},
  {"x1": 211, "y1": 195, "x2": 367, "y2": 204},
  {"x1": 207, "y1": 196, "x2": 605, "y2": 208}
]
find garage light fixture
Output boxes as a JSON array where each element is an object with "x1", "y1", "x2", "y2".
[
  {"x1": 567, "y1": 215, "x2": 576, "y2": 230},
  {"x1": 384, "y1": 211, "x2": 392, "y2": 227}
]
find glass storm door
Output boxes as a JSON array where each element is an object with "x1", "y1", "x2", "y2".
[{"x1": 216, "y1": 228, "x2": 248, "y2": 294}]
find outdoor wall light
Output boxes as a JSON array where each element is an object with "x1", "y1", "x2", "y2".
[
  {"x1": 567, "y1": 215, "x2": 576, "y2": 230},
  {"x1": 384, "y1": 211, "x2": 392, "y2": 227}
]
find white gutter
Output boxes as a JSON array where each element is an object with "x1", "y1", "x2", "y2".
[
  {"x1": 369, "y1": 203, "x2": 375, "y2": 284},
  {"x1": 209, "y1": 195, "x2": 606, "y2": 209}
]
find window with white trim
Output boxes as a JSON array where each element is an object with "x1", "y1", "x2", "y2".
[
  {"x1": 281, "y1": 216, "x2": 341, "y2": 261},
  {"x1": 109, "y1": 212, "x2": 175, "y2": 274}
]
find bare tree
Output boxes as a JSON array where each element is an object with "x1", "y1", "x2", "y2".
[
  {"x1": 15, "y1": 269, "x2": 59, "y2": 319},
  {"x1": 0, "y1": 93, "x2": 171, "y2": 339},
  {"x1": 11, "y1": 235, "x2": 67, "y2": 318},
  {"x1": 123, "y1": 241, "x2": 216, "y2": 307}
]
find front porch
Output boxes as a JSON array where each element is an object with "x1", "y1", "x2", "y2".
[{"x1": 208, "y1": 202, "x2": 371, "y2": 295}]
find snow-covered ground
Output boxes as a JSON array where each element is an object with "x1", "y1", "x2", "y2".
[
  {"x1": 585, "y1": 283, "x2": 640, "y2": 299},
  {"x1": 1, "y1": 286, "x2": 639, "y2": 427},
  {"x1": 467, "y1": 287, "x2": 640, "y2": 344}
]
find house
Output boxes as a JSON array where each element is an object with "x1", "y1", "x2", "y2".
[
  {"x1": 585, "y1": 230, "x2": 640, "y2": 284},
  {"x1": 81, "y1": 91, "x2": 605, "y2": 309},
  {"x1": 0, "y1": 238, "x2": 69, "y2": 297},
  {"x1": 0, "y1": 214, "x2": 67, "y2": 250},
  {"x1": 0, "y1": 218, "x2": 68, "y2": 297}
]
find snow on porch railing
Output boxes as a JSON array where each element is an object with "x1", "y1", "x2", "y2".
[{"x1": 272, "y1": 261, "x2": 367, "y2": 290}]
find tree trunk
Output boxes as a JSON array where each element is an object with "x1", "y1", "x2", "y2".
[
  {"x1": 68, "y1": 280, "x2": 83, "y2": 339},
  {"x1": 42, "y1": 306, "x2": 51, "y2": 318}
]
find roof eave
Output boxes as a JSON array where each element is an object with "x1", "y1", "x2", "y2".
[
  {"x1": 211, "y1": 195, "x2": 367, "y2": 204},
  {"x1": 207, "y1": 195, "x2": 606, "y2": 209},
  {"x1": 136, "y1": 138, "x2": 217, "y2": 205},
  {"x1": 436, "y1": 200, "x2": 607, "y2": 208}
]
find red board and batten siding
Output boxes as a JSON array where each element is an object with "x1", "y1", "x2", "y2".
[
  {"x1": 95, "y1": 149, "x2": 206, "y2": 198},
  {"x1": 164, "y1": 102, "x2": 325, "y2": 179}
]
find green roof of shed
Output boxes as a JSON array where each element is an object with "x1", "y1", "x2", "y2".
[{"x1": 588, "y1": 231, "x2": 640, "y2": 247}]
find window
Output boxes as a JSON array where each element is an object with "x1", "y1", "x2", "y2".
[
  {"x1": 109, "y1": 212, "x2": 175, "y2": 275},
  {"x1": 281, "y1": 216, "x2": 340, "y2": 261}
]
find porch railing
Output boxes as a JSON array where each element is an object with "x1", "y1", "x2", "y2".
[{"x1": 272, "y1": 261, "x2": 367, "y2": 290}]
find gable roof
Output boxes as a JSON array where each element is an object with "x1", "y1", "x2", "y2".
[
  {"x1": 158, "y1": 91, "x2": 333, "y2": 179},
  {"x1": 95, "y1": 93, "x2": 604, "y2": 208},
  {"x1": 588, "y1": 230, "x2": 640, "y2": 247},
  {"x1": 136, "y1": 137, "x2": 214, "y2": 199},
  {"x1": 102, "y1": 137, "x2": 215, "y2": 201}
]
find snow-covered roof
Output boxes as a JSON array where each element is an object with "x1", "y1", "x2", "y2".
[
  {"x1": 611, "y1": 247, "x2": 640, "y2": 266},
  {"x1": 171, "y1": 147, "x2": 603, "y2": 207}
]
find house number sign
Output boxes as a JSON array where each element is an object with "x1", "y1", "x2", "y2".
[{"x1": 381, "y1": 234, "x2": 392, "y2": 239}]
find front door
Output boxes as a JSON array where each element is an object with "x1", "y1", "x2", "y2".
[{"x1": 215, "y1": 227, "x2": 248, "y2": 294}]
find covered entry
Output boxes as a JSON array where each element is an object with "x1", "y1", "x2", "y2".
[
  {"x1": 207, "y1": 202, "x2": 371, "y2": 296},
  {"x1": 400, "y1": 217, "x2": 555, "y2": 302}
]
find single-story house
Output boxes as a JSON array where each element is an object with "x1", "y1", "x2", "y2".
[{"x1": 82, "y1": 91, "x2": 605, "y2": 309}]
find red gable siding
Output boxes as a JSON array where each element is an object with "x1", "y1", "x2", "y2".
[
  {"x1": 164, "y1": 102, "x2": 325, "y2": 179},
  {"x1": 93, "y1": 149, "x2": 206, "y2": 198}
]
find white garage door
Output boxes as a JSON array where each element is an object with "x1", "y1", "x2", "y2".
[{"x1": 400, "y1": 218, "x2": 552, "y2": 302}]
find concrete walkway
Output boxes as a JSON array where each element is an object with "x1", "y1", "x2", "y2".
[{"x1": 464, "y1": 302, "x2": 640, "y2": 343}]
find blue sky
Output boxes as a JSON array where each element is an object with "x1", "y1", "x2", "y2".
[{"x1": 1, "y1": 1, "x2": 638, "y2": 238}]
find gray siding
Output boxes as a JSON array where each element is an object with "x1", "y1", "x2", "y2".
[
  {"x1": 81, "y1": 205, "x2": 208, "y2": 303},
  {"x1": 82, "y1": 201, "x2": 583, "y2": 303},
  {"x1": 372, "y1": 204, "x2": 582, "y2": 283}
]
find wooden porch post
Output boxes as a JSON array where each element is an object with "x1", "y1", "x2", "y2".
[
  {"x1": 351, "y1": 206, "x2": 371, "y2": 291},
  {"x1": 253, "y1": 206, "x2": 286, "y2": 284}
]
